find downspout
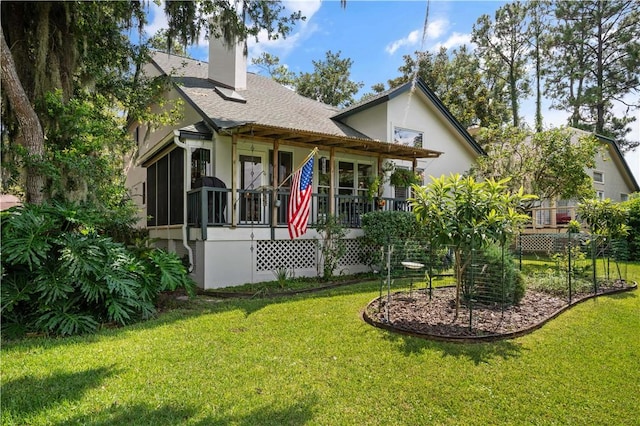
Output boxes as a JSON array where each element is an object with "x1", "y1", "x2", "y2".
[{"x1": 173, "y1": 130, "x2": 194, "y2": 272}]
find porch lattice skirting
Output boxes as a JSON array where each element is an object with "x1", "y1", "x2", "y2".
[
  {"x1": 255, "y1": 238, "x2": 363, "y2": 272},
  {"x1": 517, "y1": 233, "x2": 589, "y2": 253}
]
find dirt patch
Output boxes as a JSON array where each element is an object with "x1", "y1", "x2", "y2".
[{"x1": 364, "y1": 283, "x2": 636, "y2": 342}]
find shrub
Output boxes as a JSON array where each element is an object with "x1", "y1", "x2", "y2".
[
  {"x1": 1, "y1": 201, "x2": 195, "y2": 338},
  {"x1": 623, "y1": 195, "x2": 640, "y2": 260},
  {"x1": 360, "y1": 210, "x2": 422, "y2": 269},
  {"x1": 462, "y1": 243, "x2": 525, "y2": 305}
]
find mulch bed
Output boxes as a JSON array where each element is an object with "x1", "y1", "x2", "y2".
[{"x1": 363, "y1": 282, "x2": 637, "y2": 342}]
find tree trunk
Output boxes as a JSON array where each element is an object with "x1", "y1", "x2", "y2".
[{"x1": 1, "y1": 27, "x2": 46, "y2": 204}]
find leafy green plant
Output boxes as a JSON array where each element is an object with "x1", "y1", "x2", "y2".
[
  {"x1": 359, "y1": 210, "x2": 422, "y2": 270},
  {"x1": 462, "y1": 243, "x2": 525, "y2": 305},
  {"x1": 622, "y1": 195, "x2": 640, "y2": 260},
  {"x1": 389, "y1": 168, "x2": 421, "y2": 187},
  {"x1": 315, "y1": 214, "x2": 347, "y2": 281},
  {"x1": 1, "y1": 201, "x2": 195, "y2": 338},
  {"x1": 272, "y1": 267, "x2": 294, "y2": 289}
]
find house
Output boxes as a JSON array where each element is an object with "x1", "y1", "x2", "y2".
[
  {"x1": 528, "y1": 128, "x2": 639, "y2": 231},
  {"x1": 125, "y1": 38, "x2": 482, "y2": 288}
]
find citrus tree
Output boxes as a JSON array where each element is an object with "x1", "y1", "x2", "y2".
[{"x1": 410, "y1": 174, "x2": 535, "y2": 316}]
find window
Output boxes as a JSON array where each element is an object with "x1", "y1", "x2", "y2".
[
  {"x1": 621, "y1": 193, "x2": 629, "y2": 202},
  {"x1": 596, "y1": 190, "x2": 605, "y2": 200},
  {"x1": 393, "y1": 127, "x2": 423, "y2": 148},
  {"x1": 593, "y1": 171, "x2": 604, "y2": 183},
  {"x1": 191, "y1": 148, "x2": 211, "y2": 184},
  {"x1": 146, "y1": 148, "x2": 184, "y2": 226},
  {"x1": 338, "y1": 161, "x2": 354, "y2": 195},
  {"x1": 269, "y1": 150, "x2": 292, "y2": 188},
  {"x1": 269, "y1": 150, "x2": 293, "y2": 224}
]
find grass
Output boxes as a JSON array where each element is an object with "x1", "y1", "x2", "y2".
[{"x1": 1, "y1": 265, "x2": 639, "y2": 425}]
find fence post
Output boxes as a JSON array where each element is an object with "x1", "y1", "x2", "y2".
[
  {"x1": 568, "y1": 231, "x2": 573, "y2": 304},
  {"x1": 592, "y1": 236, "x2": 597, "y2": 294}
]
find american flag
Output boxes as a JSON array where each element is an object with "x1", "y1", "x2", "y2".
[{"x1": 288, "y1": 155, "x2": 314, "y2": 239}]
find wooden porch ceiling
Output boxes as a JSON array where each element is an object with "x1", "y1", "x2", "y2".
[{"x1": 231, "y1": 123, "x2": 442, "y2": 161}]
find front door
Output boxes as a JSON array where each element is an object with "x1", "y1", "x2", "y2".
[{"x1": 240, "y1": 154, "x2": 263, "y2": 223}]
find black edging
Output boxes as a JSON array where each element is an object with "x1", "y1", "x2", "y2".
[{"x1": 361, "y1": 282, "x2": 638, "y2": 343}]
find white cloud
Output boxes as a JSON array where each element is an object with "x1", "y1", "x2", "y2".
[
  {"x1": 430, "y1": 32, "x2": 473, "y2": 51},
  {"x1": 283, "y1": 0, "x2": 322, "y2": 20},
  {"x1": 386, "y1": 18, "x2": 450, "y2": 55},
  {"x1": 426, "y1": 18, "x2": 448, "y2": 39},
  {"x1": 386, "y1": 30, "x2": 421, "y2": 55},
  {"x1": 144, "y1": 1, "x2": 169, "y2": 40}
]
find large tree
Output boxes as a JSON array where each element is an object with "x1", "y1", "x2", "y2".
[
  {"x1": 545, "y1": 0, "x2": 640, "y2": 151},
  {"x1": 295, "y1": 50, "x2": 363, "y2": 108},
  {"x1": 371, "y1": 46, "x2": 509, "y2": 129},
  {"x1": 253, "y1": 50, "x2": 363, "y2": 108},
  {"x1": 472, "y1": 1, "x2": 531, "y2": 128},
  {"x1": 1, "y1": 1, "x2": 303, "y2": 204},
  {"x1": 471, "y1": 127, "x2": 600, "y2": 206}
]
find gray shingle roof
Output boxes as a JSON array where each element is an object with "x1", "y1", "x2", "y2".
[{"x1": 150, "y1": 52, "x2": 369, "y2": 140}]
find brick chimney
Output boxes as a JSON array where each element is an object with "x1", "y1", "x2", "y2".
[{"x1": 208, "y1": 37, "x2": 247, "y2": 91}]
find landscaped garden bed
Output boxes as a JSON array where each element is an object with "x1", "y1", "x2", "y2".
[{"x1": 363, "y1": 280, "x2": 637, "y2": 342}]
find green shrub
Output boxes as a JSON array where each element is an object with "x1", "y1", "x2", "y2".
[
  {"x1": 360, "y1": 210, "x2": 423, "y2": 269},
  {"x1": 623, "y1": 195, "x2": 640, "y2": 260},
  {"x1": 462, "y1": 243, "x2": 525, "y2": 305},
  {"x1": 1, "y1": 201, "x2": 195, "y2": 338}
]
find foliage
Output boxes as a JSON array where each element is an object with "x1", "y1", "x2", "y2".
[
  {"x1": 623, "y1": 195, "x2": 640, "y2": 260},
  {"x1": 545, "y1": 0, "x2": 639, "y2": 151},
  {"x1": 295, "y1": 50, "x2": 364, "y2": 107},
  {"x1": 373, "y1": 45, "x2": 509, "y2": 128},
  {"x1": 315, "y1": 214, "x2": 347, "y2": 280},
  {"x1": 148, "y1": 29, "x2": 189, "y2": 56},
  {"x1": 1, "y1": 202, "x2": 195, "y2": 338},
  {"x1": 1, "y1": 1, "x2": 303, "y2": 203},
  {"x1": 410, "y1": 174, "x2": 535, "y2": 315},
  {"x1": 253, "y1": 50, "x2": 363, "y2": 107},
  {"x1": 359, "y1": 210, "x2": 422, "y2": 269},
  {"x1": 472, "y1": 127, "x2": 600, "y2": 206},
  {"x1": 462, "y1": 243, "x2": 525, "y2": 305},
  {"x1": 472, "y1": 1, "x2": 532, "y2": 127},
  {"x1": 251, "y1": 52, "x2": 296, "y2": 87},
  {"x1": 578, "y1": 198, "x2": 629, "y2": 238},
  {"x1": 389, "y1": 168, "x2": 421, "y2": 187}
]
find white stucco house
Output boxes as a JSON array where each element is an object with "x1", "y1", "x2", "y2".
[
  {"x1": 125, "y1": 38, "x2": 483, "y2": 288},
  {"x1": 125, "y1": 38, "x2": 638, "y2": 288}
]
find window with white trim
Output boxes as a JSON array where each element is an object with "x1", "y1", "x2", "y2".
[{"x1": 593, "y1": 171, "x2": 604, "y2": 183}]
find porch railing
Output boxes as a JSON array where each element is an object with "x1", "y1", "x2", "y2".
[
  {"x1": 528, "y1": 206, "x2": 578, "y2": 229},
  {"x1": 186, "y1": 186, "x2": 411, "y2": 233}
]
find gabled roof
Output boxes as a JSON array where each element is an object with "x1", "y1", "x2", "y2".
[
  {"x1": 149, "y1": 52, "x2": 442, "y2": 160},
  {"x1": 333, "y1": 79, "x2": 486, "y2": 156}
]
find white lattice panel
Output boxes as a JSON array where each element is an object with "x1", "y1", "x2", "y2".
[
  {"x1": 339, "y1": 239, "x2": 363, "y2": 266},
  {"x1": 256, "y1": 239, "x2": 317, "y2": 271}
]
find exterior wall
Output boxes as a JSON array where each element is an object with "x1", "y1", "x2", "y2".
[
  {"x1": 591, "y1": 146, "x2": 635, "y2": 201},
  {"x1": 386, "y1": 91, "x2": 478, "y2": 180},
  {"x1": 189, "y1": 227, "x2": 367, "y2": 288},
  {"x1": 340, "y1": 102, "x2": 388, "y2": 141}
]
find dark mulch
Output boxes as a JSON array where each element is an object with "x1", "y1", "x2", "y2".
[{"x1": 364, "y1": 282, "x2": 637, "y2": 342}]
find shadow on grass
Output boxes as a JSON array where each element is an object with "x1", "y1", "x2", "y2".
[
  {"x1": 54, "y1": 393, "x2": 317, "y2": 426},
  {"x1": 380, "y1": 331, "x2": 525, "y2": 365},
  {"x1": 1, "y1": 366, "x2": 117, "y2": 421}
]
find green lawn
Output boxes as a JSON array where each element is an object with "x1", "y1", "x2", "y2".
[{"x1": 2, "y1": 266, "x2": 639, "y2": 425}]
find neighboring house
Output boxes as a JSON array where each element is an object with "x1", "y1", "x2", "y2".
[
  {"x1": 528, "y1": 128, "x2": 639, "y2": 231},
  {"x1": 125, "y1": 38, "x2": 482, "y2": 288}
]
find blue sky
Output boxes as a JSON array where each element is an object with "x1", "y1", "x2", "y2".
[{"x1": 145, "y1": 0, "x2": 639, "y2": 182}]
